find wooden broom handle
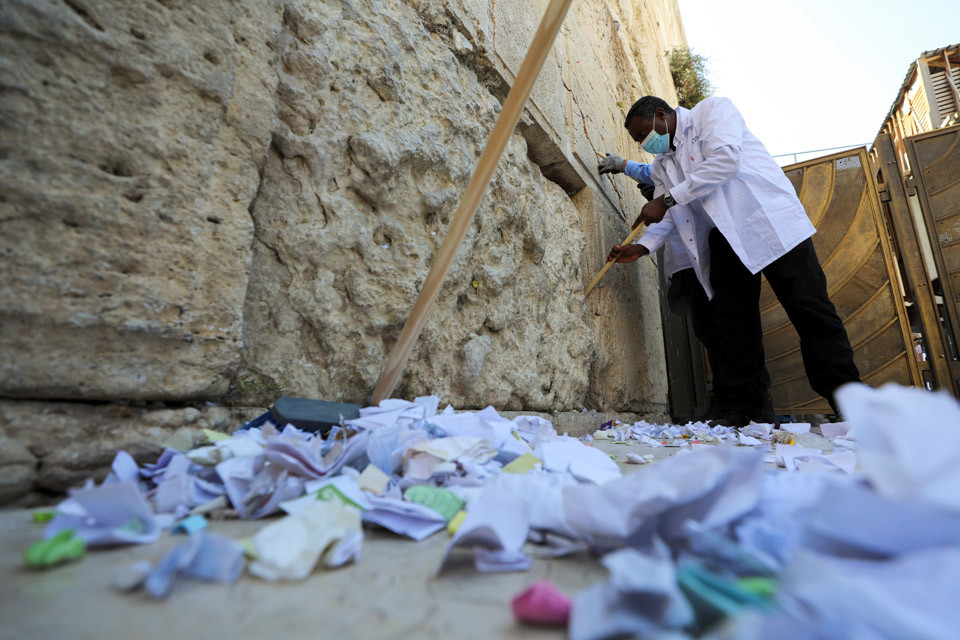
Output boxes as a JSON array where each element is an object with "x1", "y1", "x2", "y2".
[
  {"x1": 583, "y1": 222, "x2": 647, "y2": 297},
  {"x1": 371, "y1": 0, "x2": 576, "y2": 404}
]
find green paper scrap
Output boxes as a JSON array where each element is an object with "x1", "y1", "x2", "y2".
[
  {"x1": 32, "y1": 510, "x2": 56, "y2": 523},
  {"x1": 735, "y1": 576, "x2": 777, "y2": 599},
  {"x1": 24, "y1": 529, "x2": 86, "y2": 569},
  {"x1": 677, "y1": 563, "x2": 776, "y2": 631},
  {"x1": 315, "y1": 485, "x2": 364, "y2": 511},
  {"x1": 501, "y1": 452, "x2": 542, "y2": 474},
  {"x1": 203, "y1": 428, "x2": 229, "y2": 443},
  {"x1": 238, "y1": 537, "x2": 257, "y2": 559},
  {"x1": 404, "y1": 486, "x2": 464, "y2": 522}
]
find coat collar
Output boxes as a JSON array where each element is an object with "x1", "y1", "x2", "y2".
[{"x1": 672, "y1": 106, "x2": 694, "y2": 147}]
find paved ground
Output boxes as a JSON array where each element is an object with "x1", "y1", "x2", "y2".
[{"x1": 0, "y1": 442, "x2": 754, "y2": 640}]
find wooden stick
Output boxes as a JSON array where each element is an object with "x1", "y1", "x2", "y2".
[
  {"x1": 371, "y1": 0, "x2": 575, "y2": 405},
  {"x1": 583, "y1": 222, "x2": 646, "y2": 297}
]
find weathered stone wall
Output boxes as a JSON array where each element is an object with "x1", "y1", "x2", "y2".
[{"x1": 0, "y1": 0, "x2": 685, "y2": 503}]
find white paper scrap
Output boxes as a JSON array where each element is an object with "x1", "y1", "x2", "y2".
[
  {"x1": 781, "y1": 423, "x2": 811, "y2": 435},
  {"x1": 249, "y1": 500, "x2": 362, "y2": 581},
  {"x1": 46, "y1": 481, "x2": 160, "y2": 547},
  {"x1": 363, "y1": 495, "x2": 446, "y2": 541},
  {"x1": 838, "y1": 382, "x2": 960, "y2": 512},
  {"x1": 775, "y1": 444, "x2": 822, "y2": 471}
]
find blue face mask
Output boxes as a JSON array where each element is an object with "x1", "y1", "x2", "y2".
[{"x1": 640, "y1": 116, "x2": 670, "y2": 154}]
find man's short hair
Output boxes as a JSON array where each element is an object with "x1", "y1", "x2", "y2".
[{"x1": 624, "y1": 96, "x2": 675, "y2": 128}]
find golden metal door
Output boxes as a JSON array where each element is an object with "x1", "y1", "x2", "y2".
[
  {"x1": 871, "y1": 133, "x2": 954, "y2": 395},
  {"x1": 905, "y1": 124, "x2": 960, "y2": 396},
  {"x1": 764, "y1": 148, "x2": 921, "y2": 413}
]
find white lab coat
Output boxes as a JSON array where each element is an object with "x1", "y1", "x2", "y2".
[
  {"x1": 663, "y1": 233, "x2": 692, "y2": 279},
  {"x1": 637, "y1": 187, "x2": 715, "y2": 298},
  {"x1": 641, "y1": 97, "x2": 815, "y2": 279},
  {"x1": 624, "y1": 164, "x2": 701, "y2": 293}
]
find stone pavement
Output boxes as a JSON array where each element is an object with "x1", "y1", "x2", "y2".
[{"x1": 0, "y1": 441, "x2": 774, "y2": 640}]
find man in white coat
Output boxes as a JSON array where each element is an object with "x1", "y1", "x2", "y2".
[
  {"x1": 598, "y1": 155, "x2": 737, "y2": 421},
  {"x1": 607, "y1": 95, "x2": 859, "y2": 424}
]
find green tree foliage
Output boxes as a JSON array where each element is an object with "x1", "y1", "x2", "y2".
[{"x1": 669, "y1": 47, "x2": 713, "y2": 109}]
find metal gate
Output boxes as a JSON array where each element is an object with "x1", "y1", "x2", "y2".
[
  {"x1": 764, "y1": 148, "x2": 921, "y2": 413},
  {"x1": 904, "y1": 124, "x2": 960, "y2": 396}
]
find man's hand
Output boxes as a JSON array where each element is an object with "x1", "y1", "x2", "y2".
[
  {"x1": 638, "y1": 194, "x2": 668, "y2": 225},
  {"x1": 598, "y1": 153, "x2": 626, "y2": 175},
  {"x1": 607, "y1": 244, "x2": 649, "y2": 263}
]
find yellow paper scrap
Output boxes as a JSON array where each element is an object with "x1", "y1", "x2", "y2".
[
  {"x1": 163, "y1": 427, "x2": 200, "y2": 452},
  {"x1": 357, "y1": 464, "x2": 390, "y2": 494},
  {"x1": 203, "y1": 428, "x2": 229, "y2": 443},
  {"x1": 510, "y1": 430, "x2": 533, "y2": 451},
  {"x1": 447, "y1": 510, "x2": 467, "y2": 535},
  {"x1": 501, "y1": 452, "x2": 542, "y2": 474}
]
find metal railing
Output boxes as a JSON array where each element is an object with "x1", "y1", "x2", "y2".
[{"x1": 773, "y1": 143, "x2": 872, "y2": 165}]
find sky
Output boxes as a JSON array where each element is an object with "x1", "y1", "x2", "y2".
[{"x1": 675, "y1": 0, "x2": 960, "y2": 165}]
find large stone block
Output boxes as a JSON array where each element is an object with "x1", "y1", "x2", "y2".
[
  {"x1": 0, "y1": 0, "x2": 281, "y2": 400},
  {"x1": 0, "y1": 400, "x2": 263, "y2": 503},
  {"x1": 0, "y1": 436, "x2": 36, "y2": 505}
]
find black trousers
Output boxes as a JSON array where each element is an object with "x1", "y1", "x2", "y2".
[
  {"x1": 708, "y1": 229, "x2": 860, "y2": 409},
  {"x1": 669, "y1": 268, "x2": 770, "y2": 406}
]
